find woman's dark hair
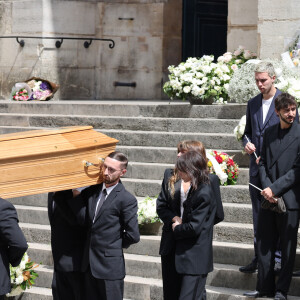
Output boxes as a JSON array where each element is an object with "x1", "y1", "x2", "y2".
[
  {"x1": 275, "y1": 92, "x2": 297, "y2": 111},
  {"x1": 175, "y1": 150, "x2": 209, "y2": 190}
]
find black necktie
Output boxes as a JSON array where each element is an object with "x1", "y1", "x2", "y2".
[{"x1": 94, "y1": 189, "x2": 107, "y2": 222}]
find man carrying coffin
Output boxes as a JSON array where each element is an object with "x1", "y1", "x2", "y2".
[
  {"x1": 54, "y1": 151, "x2": 140, "y2": 300},
  {"x1": 48, "y1": 190, "x2": 87, "y2": 300},
  {"x1": 0, "y1": 198, "x2": 28, "y2": 300}
]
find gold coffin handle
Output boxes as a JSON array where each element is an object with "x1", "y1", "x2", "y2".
[{"x1": 83, "y1": 157, "x2": 104, "y2": 167}]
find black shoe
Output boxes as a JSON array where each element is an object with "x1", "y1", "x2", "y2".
[
  {"x1": 239, "y1": 261, "x2": 258, "y2": 273},
  {"x1": 292, "y1": 270, "x2": 300, "y2": 277},
  {"x1": 243, "y1": 290, "x2": 274, "y2": 298},
  {"x1": 274, "y1": 291, "x2": 287, "y2": 300}
]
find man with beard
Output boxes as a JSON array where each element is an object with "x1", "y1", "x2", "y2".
[
  {"x1": 54, "y1": 151, "x2": 140, "y2": 300},
  {"x1": 240, "y1": 62, "x2": 299, "y2": 274},
  {"x1": 244, "y1": 93, "x2": 300, "y2": 299}
]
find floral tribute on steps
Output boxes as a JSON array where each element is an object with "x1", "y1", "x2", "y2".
[{"x1": 11, "y1": 77, "x2": 59, "y2": 101}]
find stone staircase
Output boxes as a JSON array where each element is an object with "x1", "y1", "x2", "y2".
[{"x1": 1, "y1": 100, "x2": 300, "y2": 299}]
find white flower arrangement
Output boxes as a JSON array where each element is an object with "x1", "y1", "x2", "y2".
[
  {"x1": 228, "y1": 59, "x2": 300, "y2": 104},
  {"x1": 163, "y1": 46, "x2": 256, "y2": 104},
  {"x1": 163, "y1": 55, "x2": 231, "y2": 104},
  {"x1": 233, "y1": 115, "x2": 246, "y2": 141},
  {"x1": 138, "y1": 196, "x2": 162, "y2": 224},
  {"x1": 7, "y1": 252, "x2": 39, "y2": 297}
]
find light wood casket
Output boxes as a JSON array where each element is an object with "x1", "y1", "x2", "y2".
[{"x1": 0, "y1": 126, "x2": 119, "y2": 198}]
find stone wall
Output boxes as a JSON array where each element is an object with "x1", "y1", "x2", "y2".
[
  {"x1": 0, "y1": 0, "x2": 182, "y2": 100},
  {"x1": 257, "y1": 0, "x2": 300, "y2": 58},
  {"x1": 228, "y1": 0, "x2": 300, "y2": 59},
  {"x1": 227, "y1": 0, "x2": 258, "y2": 53}
]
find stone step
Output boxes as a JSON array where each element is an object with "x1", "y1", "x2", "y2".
[
  {"x1": 31, "y1": 262, "x2": 300, "y2": 299},
  {"x1": 8, "y1": 183, "x2": 250, "y2": 210},
  {"x1": 0, "y1": 100, "x2": 247, "y2": 119},
  {"x1": 21, "y1": 222, "x2": 51, "y2": 244},
  {"x1": 206, "y1": 286, "x2": 300, "y2": 300},
  {"x1": 15, "y1": 201, "x2": 252, "y2": 226},
  {"x1": 17, "y1": 286, "x2": 52, "y2": 300},
  {"x1": 16, "y1": 205, "x2": 49, "y2": 225},
  {"x1": 208, "y1": 264, "x2": 300, "y2": 297},
  {"x1": 126, "y1": 162, "x2": 248, "y2": 184},
  {"x1": 102, "y1": 129, "x2": 243, "y2": 150},
  {"x1": 28, "y1": 243, "x2": 300, "y2": 283},
  {"x1": 26, "y1": 232, "x2": 300, "y2": 273},
  {"x1": 15, "y1": 285, "x2": 300, "y2": 300},
  {"x1": 215, "y1": 222, "x2": 300, "y2": 248},
  {"x1": 0, "y1": 126, "x2": 243, "y2": 150},
  {"x1": 122, "y1": 179, "x2": 250, "y2": 200},
  {"x1": 33, "y1": 264, "x2": 163, "y2": 300},
  {"x1": 0, "y1": 113, "x2": 240, "y2": 134},
  {"x1": 117, "y1": 146, "x2": 249, "y2": 168},
  {"x1": 223, "y1": 203, "x2": 252, "y2": 223}
]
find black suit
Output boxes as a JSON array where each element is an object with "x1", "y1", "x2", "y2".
[
  {"x1": 49, "y1": 192, "x2": 86, "y2": 300},
  {"x1": 0, "y1": 198, "x2": 27, "y2": 297},
  {"x1": 174, "y1": 182, "x2": 216, "y2": 299},
  {"x1": 156, "y1": 169, "x2": 222, "y2": 299},
  {"x1": 242, "y1": 89, "x2": 282, "y2": 262},
  {"x1": 257, "y1": 121, "x2": 300, "y2": 295},
  {"x1": 57, "y1": 182, "x2": 140, "y2": 300}
]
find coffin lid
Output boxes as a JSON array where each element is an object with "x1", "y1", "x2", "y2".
[{"x1": 0, "y1": 126, "x2": 119, "y2": 161}]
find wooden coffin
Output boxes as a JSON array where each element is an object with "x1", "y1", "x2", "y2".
[{"x1": 0, "y1": 126, "x2": 118, "y2": 198}]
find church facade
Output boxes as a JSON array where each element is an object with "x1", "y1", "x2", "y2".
[{"x1": 0, "y1": 0, "x2": 299, "y2": 100}]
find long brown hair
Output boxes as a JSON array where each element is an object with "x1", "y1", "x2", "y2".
[
  {"x1": 169, "y1": 140, "x2": 208, "y2": 196},
  {"x1": 176, "y1": 151, "x2": 209, "y2": 190}
]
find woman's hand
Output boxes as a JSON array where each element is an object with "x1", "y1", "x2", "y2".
[
  {"x1": 172, "y1": 220, "x2": 180, "y2": 231},
  {"x1": 172, "y1": 216, "x2": 182, "y2": 224}
]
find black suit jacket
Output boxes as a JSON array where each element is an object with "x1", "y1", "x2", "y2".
[
  {"x1": 174, "y1": 182, "x2": 216, "y2": 275},
  {"x1": 56, "y1": 182, "x2": 140, "y2": 280},
  {"x1": 0, "y1": 198, "x2": 27, "y2": 296},
  {"x1": 48, "y1": 192, "x2": 86, "y2": 272},
  {"x1": 259, "y1": 121, "x2": 300, "y2": 209},
  {"x1": 243, "y1": 89, "x2": 282, "y2": 177},
  {"x1": 156, "y1": 169, "x2": 223, "y2": 256}
]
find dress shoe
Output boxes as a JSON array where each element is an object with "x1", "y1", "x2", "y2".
[
  {"x1": 239, "y1": 261, "x2": 258, "y2": 273},
  {"x1": 243, "y1": 290, "x2": 274, "y2": 298},
  {"x1": 274, "y1": 291, "x2": 287, "y2": 300},
  {"x1": 292, "y1": 270, "x2": 300, "y2": 277}
]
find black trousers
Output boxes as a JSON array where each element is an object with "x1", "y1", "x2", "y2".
[
  {"x1": 0, "y1": 295, "x2": 4, "y2": 300},
  {"x1": 249, "y1": 176, "x2": 281, "y2": 263},
  {"x1": 249, "y1": 175, "x2": 263, "y2": 262},
  {"x1": 179, "y1": 274, "x2": 207, "y2": 300},
  {"x1": 256, "y1": 208, "x2": 299, "y2": 295},
  {"x1": 52, "y1": 270, "x2": 84, "y2": 300},
  {"x1": 84, "y1": 267, "x2": 124, "y2": 300},
  {"x1": 161, "y1": 251, "x2": 182, "y2": 300}
]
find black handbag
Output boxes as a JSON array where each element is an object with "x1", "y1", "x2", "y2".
[{"x1": 261, "y1": 197, "x2": 286, "y2": 213}]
